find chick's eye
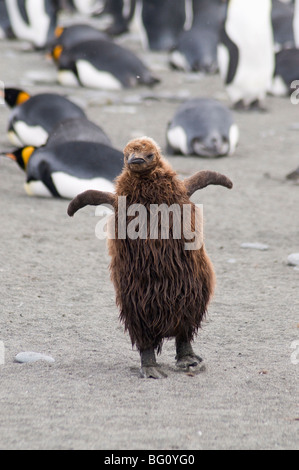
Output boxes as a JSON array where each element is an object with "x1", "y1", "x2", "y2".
[{"x1": 146, "y1": 153, "x2": 154, "y2": 159}]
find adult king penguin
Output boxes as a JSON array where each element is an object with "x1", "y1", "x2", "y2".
[
  {"x1": 218, "y1": 0, "x2": 275, "y2": 110},
  {"x1": 2, "y1": 142, "x2": 123, "y2": 199},
  {"x1": 4, "y1": 0, "x2": 58, "y2": 49},
  {"x1": 2, "y1": 88, "x2": 86, "y2": 147}
]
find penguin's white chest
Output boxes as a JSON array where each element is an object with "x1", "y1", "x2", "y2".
[
  {"x1": 51, "y1": 173, "x2": 115, "y2": 199},
  {"x1": 220, "y1": 0, "x2": 274, "y2": 105},
  {"x1": 26, "y1": 173, "x2": 115, "y2": 199},
  {"x1": 167, "y1": 126, "x2": 188, "y2": 155},
  {"x1": 5, "y1": 0, "x2": 51, "y2": 48},
  {"x1": 59, "y1": 60, "x2": 123, "y2": 90},
  {"x1": 9, "y1": 121, "x2": 49, "y2": 147}
]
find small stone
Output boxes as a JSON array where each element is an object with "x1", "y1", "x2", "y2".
[
  {"x1": 15, "y1": 352, "x2": 55, "y2": 364},
  {"x1": 227, "y1": 258, "x2": 237, "y2": 264},
  {"x1": 287, "y1": 253, "x2": 299, "y2": 266},
  {"x1": 240, "y1": 242, "x2": 269, "y2": 251}
]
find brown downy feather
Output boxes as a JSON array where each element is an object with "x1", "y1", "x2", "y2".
[
  {"x1": 68, "y1": 136, "x2": 233, "y2": 355},
  {"x1": 108, "y1": 137, "x2": 215, "y2": 353}
]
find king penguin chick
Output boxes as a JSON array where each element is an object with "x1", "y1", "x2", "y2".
[
  {"x1": 218, "y1": 0, "x2": 275, "y2": 110},
  {"x1": 2, "y1": 87, "x2": 86, "y2": 147},
  {"x1": 67, "y1": 136, "x2": 233, "y2": 378},
  {"x1": 2, "y1": 141, "x2": 123, "y2": 199},
  {"x1": 52, "y1": 38, "x2": 160, "y2": 90},
  {"x1": 4, "y1": 0, "x2": 58, "y2": 49}
]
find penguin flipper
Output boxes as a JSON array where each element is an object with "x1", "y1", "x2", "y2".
[
  {"x1": 68, "y1": 190, "x2": 116, "y2": 217},
  {"x1": 183, "y1": 170, "x2": 233, "y2": 197},
  {"x1": 36, "y1": 161, "x2": 60, "y2": 198}
]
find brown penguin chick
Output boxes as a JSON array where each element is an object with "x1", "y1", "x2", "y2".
[{"x1": 68, "y1": 137, "x2": 233, "y2": 379}]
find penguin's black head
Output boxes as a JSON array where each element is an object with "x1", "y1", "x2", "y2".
[
  {"x1": 1, "y1": 88, "x2": 31, "y2": 108},
  {"x1": 2, "y1": 146, "x2": 35, "y2": 171},
  {"x1": 124, "y1": 137, "x2": 163, "y2": 174}
]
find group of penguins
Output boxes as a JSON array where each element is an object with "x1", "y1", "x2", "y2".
[{"x1": 1, "y1": 0, "x2": 299, "y2": 200}]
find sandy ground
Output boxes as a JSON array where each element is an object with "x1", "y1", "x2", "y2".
[{"x1": 0, "y1": 16, "x2": 298, "y2": 451}]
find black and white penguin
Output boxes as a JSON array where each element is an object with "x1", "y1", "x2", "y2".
[
  {"x1": 166, "y1": 98, "x2": 239, "y2": 158},
  {"x1": 46, "y1": 118, "x2": 112, "y2": 147},
  {"x1": 270, "y1": 48, "x2": 299, "y2": 96},
  {"x1": 218, "y1": 0, "x2": 275, "y2": 110},
  {"x1": 134, "y1": 0, "x2": 186, "y2": 51},
  {"x1": 4, "y1": 0, "x2": 58, "y2": 48},
  {"x1": 2, "y1": 141, "x2": 123, "y2": 199},
  {"x1": 170, "y1": 0, "x2": 226, "y2": 73},
  {"x1": 2, "y1": 88, "x2": 86, "y2": 147},
  {"x1": 52, "y1": 38, "x2": 160, "y2": 90}
]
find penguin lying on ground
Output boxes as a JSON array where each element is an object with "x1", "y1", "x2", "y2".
[
  {"x1": 46, "y1": 118, "x2": 112, "y2": 148},
  {"x1": 170, "y1": 0, "x2": 226, "y2": 73},
  {"x1": 2, "y1": 141, "x2": 123, "y2": 199},
  {"x1": 166, "y1": 98, "x2": 239, "y2": 158},
  {"x1": 52, "y1": 38, "x2": 160, "y2": 90},
  {"x1": 4, "y1": 0, "x2": 58, "y2": 49},
  {"x1": 1, "y1": 87, "x2": 86, "y2": 147},
  {"x1": 218, "y1": 0, "x2": 274, "y2": 110},
  {"x1": 67, "y1": 137, "x2": 233, "y2": 378}
]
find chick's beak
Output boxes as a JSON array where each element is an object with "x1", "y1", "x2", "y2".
[{"x1": 128, "y1": 154, "x2": 146, "y2": 165}]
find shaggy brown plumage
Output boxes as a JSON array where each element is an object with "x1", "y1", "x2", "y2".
[{"x1": 68, "y1": 137, "x2": 233, "y2": 378}]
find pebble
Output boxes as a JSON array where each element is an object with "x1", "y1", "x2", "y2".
[
  {"x1": 240, "y1": 242, "x2": 269, "y2": 251},
  {"x1": 15, "y1": 352, "x2": 55, "y2": 364},
  {"x1": 287, "y1": 253, "x2": 299, "y2": 266}
]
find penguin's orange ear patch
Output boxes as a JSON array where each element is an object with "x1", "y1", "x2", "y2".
[
  {"x1": 55, "y1": 26, "x2": 64, "y2": 38},
  {"x1": 22, "y1": 146, "x2": 35, "y2": 167},
  {"x1": 52, "y1": 45, "x2": 63, "y2": 61},
  {"x1": 16, "y1": 91, "x2": 30, "y2": 106}
]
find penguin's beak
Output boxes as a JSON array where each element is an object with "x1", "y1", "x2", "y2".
[
  {"x1": 128, "y1": 154, "x2": 146, "y2": 165},
  {"x1": 0, "y1": 152, "x2": 17, "y2": 161}
]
